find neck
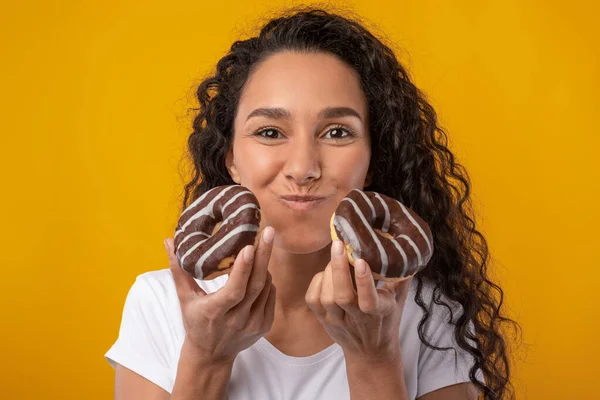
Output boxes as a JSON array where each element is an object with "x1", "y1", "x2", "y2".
[{"x1": 267, "y1": 240, "x2": 332, "y2": 318}]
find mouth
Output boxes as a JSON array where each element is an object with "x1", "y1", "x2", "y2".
[{"x1": 279, "y1": 195, "x2": 328, "y2": 211}]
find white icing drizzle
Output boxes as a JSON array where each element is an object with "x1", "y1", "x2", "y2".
[
  {"x1": 356, "y1": 189, "x2": 376, "y2": 222},
  {"x1": 373, "y1": 192, "x2": 390, "y2": 233},
  {"x1": 343, "y1": 197, "x2": 389, "y2": 277},
  {"x1": 389, "y1": 234, "x2": 409, "y2": 275},
  {"x1": 179, "y1": 203, "x2": 259, "y2": 270},
  {"x1": 180, "y1": 235, "x2": 210, "y2": 269},
  {"x1": 395, "y1": 199, "x2": 433, "y2": 257},
  {"x1": 221, "y1": 190, "x2": 252, "y2": 214},
  {"x1": 195, "y1": 224, "x2": 260, "y2": 279},
  {"x1": 175, "y1": 186, "x2": 236, "y2": 238},
  {"x1": 180, "y1": 185, "x2": 220, "y2": 219},
  {"x1": 397, "y1": 234, "x2": 423, "y2": 266},
  {"x1": 178, "y1": 230, "x2": 210, "y2": 251},
  {"x1": 222, "y1": 203, "x2": 258, "y2": 226},
  {"x1": 333, "y1": 215, "x2": 362, "y2": 258}
]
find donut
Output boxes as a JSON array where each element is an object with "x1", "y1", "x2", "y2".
[
  {"x1": 330, "y1": 189, "x2": 434, "y2": 283},
  {"x1": 173, "y1": 185, "x2": 262, "y2": 280}
]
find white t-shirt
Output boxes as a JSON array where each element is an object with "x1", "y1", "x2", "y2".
[{"x1": 105, "y1": 269, "x2": 481, "y2": 399}]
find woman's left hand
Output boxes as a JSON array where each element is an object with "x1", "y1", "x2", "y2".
[{"x1": 305, "y1": 240, "x2": 413, "y2": 363}]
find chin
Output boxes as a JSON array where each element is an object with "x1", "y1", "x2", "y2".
[{"x1": 274, "y1": 229, "x2": 332, "y2": 254}]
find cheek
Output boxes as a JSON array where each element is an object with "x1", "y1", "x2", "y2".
[
  {"x1": 236, "y1": 145, "x2": 281, "y2": 184},
  {"x1": 329, "y1": 147, "x2": 370, "y2": 184}
]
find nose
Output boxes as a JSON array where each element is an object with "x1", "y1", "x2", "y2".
[{"x1": 283, "y1": 135, "x2": 321, "y2": 185}]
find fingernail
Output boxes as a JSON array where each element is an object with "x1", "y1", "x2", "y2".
[
  {"x1": 332, "y1": 240, "x2": 344, "y2": 256},
  {"x1": 243, "y1": 245, "x2": 254, "y2": 263},
  {"x1": 355, "y1": 259, "x2": 367, "y2": 276},
  {"x1": 164, "y1": 239, "x2": 169, "y2": 253},
  {"x1": 263, "y1": 226, "x2": 275, "y2": 244}
]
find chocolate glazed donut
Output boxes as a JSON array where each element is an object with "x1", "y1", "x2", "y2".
[
  {"x1": 330, "y1": 189, "x2": 434, "y2": 283},
  {"x1": 174, "y1": 185, "x2": 262, "y2": 280}
]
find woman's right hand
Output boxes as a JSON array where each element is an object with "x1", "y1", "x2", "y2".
[{"x1": 164, "y1": 227, "x2": 277, "y2": 366}]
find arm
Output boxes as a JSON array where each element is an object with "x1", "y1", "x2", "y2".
[
  {"x1": 345, "y1": 347, "x2": 480, "y2": 400},
  {"x1": 114, "y1": 363, "x2": 170, "y2": 400},
  {"x1": 169, "y1": 336, "x2": 233, "y2": 400},
  {"x1": 345, "y1": 350, "x2": 409, "y2": 400},
  {"x1": 114, "y1": 337, "x2": 233, "y2": 400},
  {"x1": 417, "y1": 382, "x2": 479, "y2": 400},
  {"x1": 346, "y1": 357, "x2": 479, "y2": 400}
]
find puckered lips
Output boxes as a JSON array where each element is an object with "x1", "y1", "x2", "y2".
[{"x1": 279, "y1": 194, "x2": 329, "y2": 211}]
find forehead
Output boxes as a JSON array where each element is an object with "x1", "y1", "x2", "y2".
[{"x1": 236, "y1": 51, "x2": 368, "y2": 119}]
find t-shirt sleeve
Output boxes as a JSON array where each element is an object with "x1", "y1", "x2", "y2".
[
  {"x1": 104, "y1": 274, "x2": 175, "y2": 394},
  {"x1": 416, "y1": 296, "x2": 482, "y2": 398}
]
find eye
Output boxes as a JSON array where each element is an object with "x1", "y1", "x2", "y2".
[
  {"x1": 253, "y1": 127, "x2": 283, "y2": 140},
  {"x1": 252, "y1": 124, "x2": 355, "y2": 141},
  {"x1": 323, "y1": 125, "x2": 354, "y2": 140}
]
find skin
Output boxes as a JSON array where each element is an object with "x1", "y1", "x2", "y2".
[
  {"x1": 226, "y1": 50, "x2": 372, "y2": 320},
  {"x1": 225, "y1": 51, "x2": 477, "y2": 399},
  {"x1": 114, "y1": 51, "x2": 477, "y2": 399}
]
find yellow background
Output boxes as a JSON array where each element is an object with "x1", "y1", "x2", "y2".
[{"x1": 1, "y1": 0, "x2": 598, "y2": 398}]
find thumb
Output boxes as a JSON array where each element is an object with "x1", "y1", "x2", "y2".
[{"x1": 165, "y1": 238, "x2": 206, "y2": 305}]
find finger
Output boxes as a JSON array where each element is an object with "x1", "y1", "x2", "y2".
[
  {"x1": 331, "y1": 240, "x2": 358, "y2": 314},
  {"x1": 244, "y1": 226, "x2": 275, "y2": 304},
  {"x1": 305, "y1": 272, "x2": 326, "y2": 318},
  {"x1": 249, "y1": 273, "x2": 273, "y2": 315},
  {"x1": 216, "y1": 244, "x2": 255, "y2": 311},
  {"x1": 320, "y1": 263, "x2": 345, "y2": 321},
  {"x1": 353, "y1": 259, "x2": 380, "y2": 314},
  {"x1": 165, "y1": 238, "x2": 206, "y2": 306},
  {"x1": 245, "y1": 275, "x2": 274, "y2": 332}
]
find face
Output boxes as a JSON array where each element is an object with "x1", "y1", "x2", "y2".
[{"x1": 226, "y1": 51, "x2": 371, "y2": 254}]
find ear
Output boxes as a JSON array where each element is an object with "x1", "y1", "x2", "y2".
[{"x1": 225, "y1": 147, "x2": 240, "y2": 184}]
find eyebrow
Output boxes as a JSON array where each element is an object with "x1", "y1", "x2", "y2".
[{"x1": 245, "y1": 106, "x2": 363, "y2": 122}]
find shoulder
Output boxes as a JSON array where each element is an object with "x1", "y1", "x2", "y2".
[
  {"x1": 401, "y1": 278, "x2": 475, "y2": 361},
  {"x1": 111, "y1": 269, "x2": 230, "y2": 347},
  {"x1": 402, "y1": 279, "x2": 481, "y2": 397},
  {"x1": 126, "y1": 268, "x2": 230, "y2": 317}
]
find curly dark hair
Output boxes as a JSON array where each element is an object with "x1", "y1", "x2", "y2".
[{"x1": 178, "y1": 5, "x2": 520, "y2": 399}]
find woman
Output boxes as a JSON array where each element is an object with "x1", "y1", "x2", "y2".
[{"x1": 105, "y1": 6, "x2": 517, "y2": 400}]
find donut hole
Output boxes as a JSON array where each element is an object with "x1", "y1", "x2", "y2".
[
  {"x1": 375, "y1": 228, "x2": 393, "y2": 240},
  {"x1": 217, "y1": 255, "x2": 235, "y2": 271},
  {"x1": 211, "y1": 221, "x2": 222, "y2": 235}
]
